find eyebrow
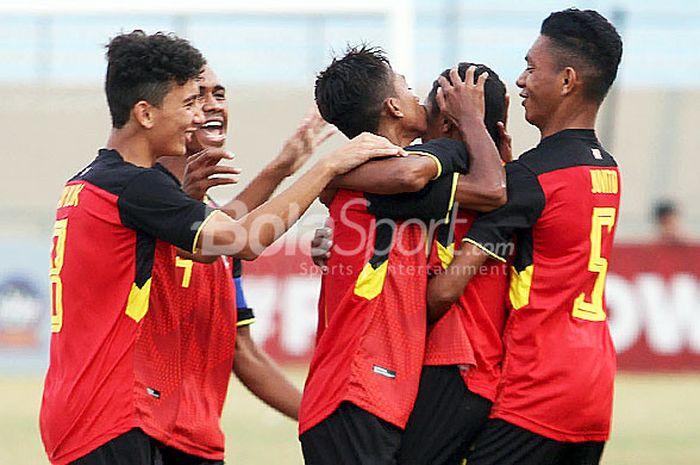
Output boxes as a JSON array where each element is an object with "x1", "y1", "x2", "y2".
[{"x1": 184, "y1": 93, "x2": 199, "y2": 104}]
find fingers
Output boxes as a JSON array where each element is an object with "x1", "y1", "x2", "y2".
[
  {"x1": 449, "y1": 67, "x2": 462, "y2": 86},
  {"x1": 437, "y1": 75, "x2": 451, "y2": 92},
  {"x1": 465, "y1": 65, "x2": 475, "y2": 86},
  {"x1": 475, "y1": 70, "x2": 489, "y2": 90},
  {"x1": 204, "y1": 177, "x2": 239, "y2": 188},
  {"x1": 436, "y1": 87, "x2": 446, "y2": 111}
]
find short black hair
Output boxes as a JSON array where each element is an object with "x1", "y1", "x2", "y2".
[
  {"x1": 540, "y1": 8, "x2": 623, "y2": 103},
  {"x1": 425, "y1": 63, "x2": 506, "y2": 147},
  {"x1": 314, "y1": 44, "x2": 395, "y2": 139},
  {"x1": 654, "y1": 200, "x2": 678, "y2": 223},
  {"x1": 105, "y1": 30, "x2": 206, "y2": 128}
]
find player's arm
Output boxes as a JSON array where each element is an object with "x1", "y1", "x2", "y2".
[
  {"x1": 121, "y1": 133, "x2": 404, "y2": 262},
  {"x1": 426, "y1": 162, "x2": 544, "y2": 323},
  {"x1": 232, "y1": 326, "x2": 302, "y2": 420},
  {"x1": 437, "y1": 66, "x2": 507, "y2": 212},
  {"x1": 328, "y1": 154, "x2": 439, "y2": 194},
  {"x1": 198, "y1": 133, "x2": 404, "y2": 260}
]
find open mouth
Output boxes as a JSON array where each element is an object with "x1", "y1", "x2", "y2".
[{"x1": 196, "y1": 117, "x2": 226, "y2": 145}]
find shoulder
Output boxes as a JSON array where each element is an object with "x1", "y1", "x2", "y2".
[
  {"x1": 73, "y1": 149, "x2": 171, "y2": 196},
  {"x1": 406, "y1": 138, "x2": 466, "y2": 158}
]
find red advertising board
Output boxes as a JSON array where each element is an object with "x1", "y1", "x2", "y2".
[{"x1": 242, "y1": 241, "x2": 700, "y2": 371}]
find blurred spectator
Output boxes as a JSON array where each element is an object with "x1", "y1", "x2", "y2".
[{"x1": 653, "y1": 200, "x2": 688, "y2": 245}]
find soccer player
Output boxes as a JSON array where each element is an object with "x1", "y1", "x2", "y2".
[
  {"x1": 136, "y1": 64, "x2": 329, "y2": 464},
  {"x1": 40, "y1": 31, "x2": 402, "y2": 465},
  {"x1": 310, "y1": 63, "x2": 512, "y2": 465},
  {"x1": 428, "y1": 9, "x2": 623, "y2": 465},
  {"x1": 299, "y1": 47, "x2": 505, "y2": 465}
]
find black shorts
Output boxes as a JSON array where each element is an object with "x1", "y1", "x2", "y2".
[
  {"x1": 159, "y1": 443, "x2": 224, "y2": 465},
  {"x1": 397, "y1": 365, "x2": 492, "y2": 465},
  {"x1": 71, "y1": 428, "x2": 158, "y2": 465},
  {"x1": 300, "y1": 401, "x2": 402, "y2": 465},
  {"x1": 71, "y1": 428, "x2": 224, "y2": 465},
  {"x1": 466, "y1": 419, "x2": 606, "y2": 465}
]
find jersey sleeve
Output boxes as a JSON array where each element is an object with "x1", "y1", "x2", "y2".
[
  {"x1": 118, "y1": 169, "x2": 216, "y2": 253},
  {"x1": 463, "y1": 162, "x2": 545, "y2": 262},
  {"x1": 233, "y1": 259, "x2": 255, "y2": 327},
  {"x1": 406, "y1": 138, "x2": 469, "y2": 177},
  {"x1": 365, "y1": 172, "x2": 460, "y2": 222}
]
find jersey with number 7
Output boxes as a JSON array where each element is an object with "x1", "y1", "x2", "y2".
[{"x1": 463, "y1": 129, "x2": 620, "y2": 442}]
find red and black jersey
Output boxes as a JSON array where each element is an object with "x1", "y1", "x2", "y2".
[
  {"x1": 426, "y1": 212, "x2": 509, "y2": 402},
  {"x1": 40, "y1": 149, "x2": 215, "y2": 465},
  {"x1": 464, "y1": 129, "x2": 621, "y2": 442},
  {"x1": 134, "y1": 165, "x2": 248, "y2": 460},
  {"x1": 300, "y1": 138, "x2": 465, "y2": 435}
]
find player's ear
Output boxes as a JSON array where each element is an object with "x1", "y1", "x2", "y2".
[
  {"x1": 560, "y1": 67, "x2": 577, "y2": 96},
  {"x1": 132, "y1": 100, "x2": 155, "y2": 129},
  {"x1": 441, "y1": 117, "x2": 451, "y2": 135},
  {"x1": 384, "y1": 97, "x2": 404, "y2": 118}
]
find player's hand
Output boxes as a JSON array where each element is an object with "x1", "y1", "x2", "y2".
[
  {"x1": 497, "y1": 94, "x2": 513, "y2": 163},
  {"x1": 183, "y1": 148, "x2": 241, "y2": 201},
  {"x1": 310, "y1": 225, "x2": 333, "y2": 270},
  {"x1": 324, "y1": 132, "x2": 406, "y2": 176},
  {"x1": 436, "y1": 65, "x2": 487, "y2": 127},
  {"x1": 273, "y1": 106, "x2": 337, "y2": 176}
]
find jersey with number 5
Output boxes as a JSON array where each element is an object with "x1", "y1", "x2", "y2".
[{"x1": 464, "y1": 129, "x2": 620, "y2": 442}]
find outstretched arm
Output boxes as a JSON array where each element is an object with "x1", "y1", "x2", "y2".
[
  {"x1": 233, "y1": 326, "x2": 301, "y2": 420},
  {"x1": 195, "y1": 133, "x2": 405, "y2": 260},
  {"x1": 329, "y1": 155, "x2": 439, "y2": 194}
]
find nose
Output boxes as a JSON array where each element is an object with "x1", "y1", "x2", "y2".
[
  {"x1": 202, "y1": 92, "x2": 224, "y2": 112},
  {"x1": 516, "y1": 70, "x2": 526, "y2": 89},
  {"x1": 192, "y1": 101, "x2": 205, "y2": 125}
]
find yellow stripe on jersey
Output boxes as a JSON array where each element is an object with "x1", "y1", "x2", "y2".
[
  {"x1": 192, "y1": 209, "x2": 224, "y2": 254},
  {"x1": 461, "y1": 237, "x2": 507, "y2": 263},
  {"x1": 509, "y1": 264, "x2": 534, "y2": 310},
  {"x1": 437, "y1": 241, "x2": 455, "y2": 269},
  {"x1": 354, "y1": 260, "x2": 390, "y2": 300},
  {"x1": 125, "y1": 278, "x2": 152, "y2": 323},
  {"x1": 445, "y1": 173, "x2": 460, "y2": 222},
  {"x1": 405, "y1": 151, "x2": 442, "y2": 180}
]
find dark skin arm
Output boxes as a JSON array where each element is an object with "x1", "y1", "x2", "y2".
[
  {"x1": 426, "y1": 243, "x2": 489, "y2": 323},
  {"x1": 329, "y1": 155, "x2": 438, "y2": 194},
  {"x1": 232, "y1": 326, "x2": 301, "y2": 420}
]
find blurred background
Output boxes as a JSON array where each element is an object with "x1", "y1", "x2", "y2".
[{"x1": 0, "y1": 0, "x2": 698, "y2": 464}]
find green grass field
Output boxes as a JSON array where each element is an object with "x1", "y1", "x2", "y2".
[{"x1": 2, "y1": 370, "x2": 699, "y2": 464}]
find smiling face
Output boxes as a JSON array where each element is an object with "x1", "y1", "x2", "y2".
[
  {"x1": 516, "y1": 35, "x2": 564, "y2": 131},
  {"x1": 186, "y1": 66, "x2": 228, "y2": 153},
  {"x1": 149, "y1": 79, "x2": 204, "y2": 157}
]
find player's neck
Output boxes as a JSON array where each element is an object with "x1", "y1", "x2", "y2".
[
  {"x1": 106, "y1": 129, "x2": 157, "y2": 168},
  {"x1": 376, "y1": 120, "x2": 420, "y2": 147},
  {"x1": 157, "y1": 155, "x2": 186, "y2": 181},
  {"x1": 538, "y1": 101, "x2": 599, "y2": 140}
]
